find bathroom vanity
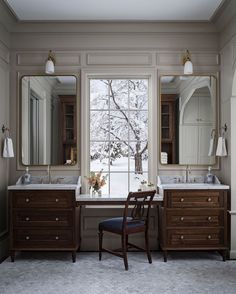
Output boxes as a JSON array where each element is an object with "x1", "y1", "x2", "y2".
[
  {"x1": 157, "y1": 179, "x2": 230, "y2": 262},
  {"x1": 8, "y1": 184, "x2": 80, "y2": 262}
]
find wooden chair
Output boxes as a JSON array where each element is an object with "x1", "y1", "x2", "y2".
[{"x1": 98, "y1": 190, "x2": 156, "y2": 270}]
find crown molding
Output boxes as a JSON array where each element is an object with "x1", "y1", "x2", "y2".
[{"x1": 212, "y1": 0, "x2": 236, "y2": 32}]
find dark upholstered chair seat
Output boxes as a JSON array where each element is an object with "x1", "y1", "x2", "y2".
[{"x1": 99, "y1": 217, "x2": 145, "y2": 232}]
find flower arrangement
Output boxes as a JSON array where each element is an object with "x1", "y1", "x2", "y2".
[{"x1": 86, "y1": 170, "x2": 107, "y2": 195}]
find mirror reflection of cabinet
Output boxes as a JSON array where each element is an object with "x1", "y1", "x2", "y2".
[
  {"x1": 60, "y1": 96, "x2": 77, "y2": 165},
  {"x1": 160, "y1": 75, "x2": 216, "y2": 165},
  {"x1": 21, "y1": 76, "x2": 77, "y2": 166},
  {"x1": 161, "y1": 95, "x2": 178, "y2": 164}
]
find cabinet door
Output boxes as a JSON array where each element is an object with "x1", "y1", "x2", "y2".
[
  {"x1": 198, "y1": 96, "x2": 213, "y2": 124},
  {"x1": 198, "y1": 125, "x2": 214, "y2": 164},
  {"x1": 183, "y1": 96, "x2": 198, "y2": 124},
  {"x1": 179, "y1": 125, "x2": 198, "y2": 164}
]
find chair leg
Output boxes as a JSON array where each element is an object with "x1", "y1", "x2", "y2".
[
  {"x1": 122, "y1": 234, "x2": 128, "y2": 270},
  {"x1": 98, "y1": 230, "x2": 103, "y2": 261},
  {"x1": 145, "y1": 230, "x2": 152, "y2": 264}
]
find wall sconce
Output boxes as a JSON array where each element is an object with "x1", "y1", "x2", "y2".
[
  {"x1": 45, "y1": 50, "x2": 56, "y2": 74},
  {"x1": 182, "y1": 49, "x2": 193, "y2": 75}
]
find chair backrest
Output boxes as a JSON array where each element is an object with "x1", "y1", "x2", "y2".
[{"x1": 122, "y1": 190, "x2": 156, "y2": 231}]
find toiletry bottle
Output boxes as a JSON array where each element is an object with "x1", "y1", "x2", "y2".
[
  {"x1": 206, "y1": 166, "x2": 214, "y2": 184},
  {"x1": 22, "y1": 167, "x2": 31, "y2": 185}
]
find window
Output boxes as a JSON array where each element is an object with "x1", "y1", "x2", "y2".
[{"x1": 90, "y1": 79, "x2": 149, "y2": 195}]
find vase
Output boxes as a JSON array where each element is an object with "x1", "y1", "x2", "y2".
[{"x1": 92, "y1": 188, "x2": 102, "y2": 197}]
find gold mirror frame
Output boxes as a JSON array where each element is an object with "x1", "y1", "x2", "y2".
[
  {"x1": 20, "y1": 74, "x2": 78, "y2": 167},
  {"x1": 159, "y1": 74, "x2": 218, "y2": 166}
]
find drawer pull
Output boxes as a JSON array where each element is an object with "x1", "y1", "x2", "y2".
[
  {"x1": 55, "y1": 198, "x2": 59, "y2": 203},
  {"x1": 208, "y1": 235, "x2": 212, "y2": 239},
  {"x1": 180, "y1": 198, "x2": 184, "y2": 202},
  {"x1": 180, "y1": 217, "x2": 184, "y2": 221},
  {"x1": 25, "y1": 198, "x2": 30, "y2": 203},
  {"x1": 208, "y1": 216, "x2": 212, "y2": 221},
  {"x1": 55, "y1": 236, "x2": 59, "y2": 240},
  {"x1": 180, "y1": 235, "x2": 184, "y2": 240},
  {"x1": 25, "y1": 236, "x2": 30, "y2": 240},
  {"x1": 55, "y1": 217, "x2": 59, "y2": 221},
  {"x1": 25, "y1": 217, "x2": 30, "y2": 221},
  {"x1": 207, "y1": 198, "x2": 212, "y2": 202}
]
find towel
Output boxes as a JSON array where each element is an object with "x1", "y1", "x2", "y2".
[
  {"x1": 208, "y1": 136, "x2": 215, "y2": 156},
  {"x1": 216, "y1": 136, "x2": 227, "y2": 157},
  {"x1": 3, "y1": 137, "x2": 14, "y2": 158}
]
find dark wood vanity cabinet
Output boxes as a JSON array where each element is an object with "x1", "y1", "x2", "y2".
[
  {"x1": 158, "y1": 189, "x2": 229, "y2": 261},
  {"x1": 9, "y1": 190, "x2": 80, "y2": 262}
]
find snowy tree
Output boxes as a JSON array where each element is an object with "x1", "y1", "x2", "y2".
[{"x1": 90, "y1": 79, "x2": 148, "y2": 174}]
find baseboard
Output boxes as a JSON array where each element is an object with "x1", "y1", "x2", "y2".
[{"x1": 230, "y1": 250, "x2": 236, "y2": 259}]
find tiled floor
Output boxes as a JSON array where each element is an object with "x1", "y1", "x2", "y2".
[{"x1": 0, "y1": 251, "x2": 236, "y2": 294}]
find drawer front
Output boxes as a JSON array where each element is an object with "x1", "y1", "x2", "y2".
[
  {"x1": 166, "y1": 209, "x2": 224, "y2": 227},
  {"x1": 13, "y1": 210, "x2": 73, "y2": 227},
  {"x1": 13, "y1": 229, "x2": 73, "y2": 248},
  {"x1": 11, "y1": 190, "x2": 74, "y2": 208},
  {"x1": 166, "y1": 228, "x2": 224, "y2": 247},
  {"x1": 167, "y1": 191, "x2": 223, "y2": 208}
]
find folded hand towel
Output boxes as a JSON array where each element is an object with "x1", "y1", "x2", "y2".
[
  {"x1": 3, "y1": 137, "x2": 14, "y2": 158},
  {"x1": 216, "y1": 136, "x2": 227, "y2": 157}
]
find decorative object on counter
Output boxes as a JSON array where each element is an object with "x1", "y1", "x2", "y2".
[
  {"x1": 86, "y1": 170, "x2": 107, "y2": 196},
  {"x1": 45, "y1": 50, "x2": 56, "y2": 74},
  {"x1": 2, "y1": 125, "x2": 14, "y2": 158},
  {"x1": 21, "y1": 167, "x2": 31, "y2": 185},
  {"x1": 205, "y1": 166, "x2": 214, "y2": 184},
  {"x1": 139, "y1": 180, "x2": 155, "y2": 191},
  {"x1": 182, "y1": 49, "x2": 193, "y2": 75}
]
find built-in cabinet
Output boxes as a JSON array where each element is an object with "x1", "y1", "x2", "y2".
[
  {"x1": 179, "y1": 87, "x2": 214, "y2": 164},
  {"x1": 161, "y1": 94, "x2": 178, "y2": 164},
  {"x1": 158, "y1": 189, "x2": 229, "y2": 261},
  {"x1": 9, "y1": 189, "x2": 80, "y2": 262},
  {"x1": 60, "y1": 95, "x2": 77, "y2": 164}
]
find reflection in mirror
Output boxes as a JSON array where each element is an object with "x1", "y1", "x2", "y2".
[
  {"x1": 160, "y1": 75, "x2": 216, "y2": 165},
  {"x1": 21, "y1": 76, "x2": 77, "y2": 165}
]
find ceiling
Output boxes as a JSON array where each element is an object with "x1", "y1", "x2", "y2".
[{"x1": 5, "y1": 0, "x2": 224, "y2": 22}]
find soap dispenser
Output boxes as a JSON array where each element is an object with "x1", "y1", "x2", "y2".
[
  {"x1": 206, "y1": 166, "x2": 214, "y2": 184},
  {"x1": 22, "y1": 167, "x2": 31, "y2": 185}
]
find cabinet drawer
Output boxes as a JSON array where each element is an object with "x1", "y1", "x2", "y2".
[
  {"x1": 166, "y1": 209, "x2": 224, "y2": 227},
  {"x1": 166, "y1": 228, "x2": 224, "y2": 247},
  {"x1": 13, "y1": 229, "x2": 73, "y2": 248},
  {"x1": 13, "y1": 210, "x2": 73, "y2": 227},
  {"x1": 11, "y1": 190, "x2": 74, "y2": 208},
  {"x1": 166, "y1": 191, "x2": 223, "y2": 208}
]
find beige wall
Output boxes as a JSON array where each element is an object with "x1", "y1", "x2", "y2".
[
  {"x1": 0, "y1": 20, "x2": 10, "y2": 261},
  {"x1": 219, "y1": 6, "x2": 236, "y2": 257}
]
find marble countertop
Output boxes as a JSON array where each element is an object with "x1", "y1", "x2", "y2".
[
  {"x1": 8, "y1": 184, "x2": 80, "y2": 190},
  {"x1": 158, "y1": 183, "x2": 230, "y2": 190}
]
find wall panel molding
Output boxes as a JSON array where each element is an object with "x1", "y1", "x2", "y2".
[
  {"x1": 86, "y1": 52, "x2": 153, "y2": 66},
  {"x1": 157, "y1": 51, "x2": 219, "y2": 66},
  {"x1": 16, "y1": 51, "x2": 81, "y2": 66}
]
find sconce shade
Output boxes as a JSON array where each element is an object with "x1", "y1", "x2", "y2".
[
  {"x1": 183, "y1": 49, "x2": 193, "y2": 75},
  {"x1": 184, "y1": 60, "x2": 193, "y2": 75},
  {"x1": 45, "y1": 59, "x2": 55, "y2": 74},
  {"x1": 45, "y1": 50, "x2": 55, "y2": 74}
]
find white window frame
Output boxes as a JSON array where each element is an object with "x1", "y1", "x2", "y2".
[{"x1": 81, "y1": 68, "x2": 157, "y2": 194}]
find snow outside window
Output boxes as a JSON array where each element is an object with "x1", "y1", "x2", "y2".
[{"x1": 90, "y1": 79, "x2": 149, "y2": 195}]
